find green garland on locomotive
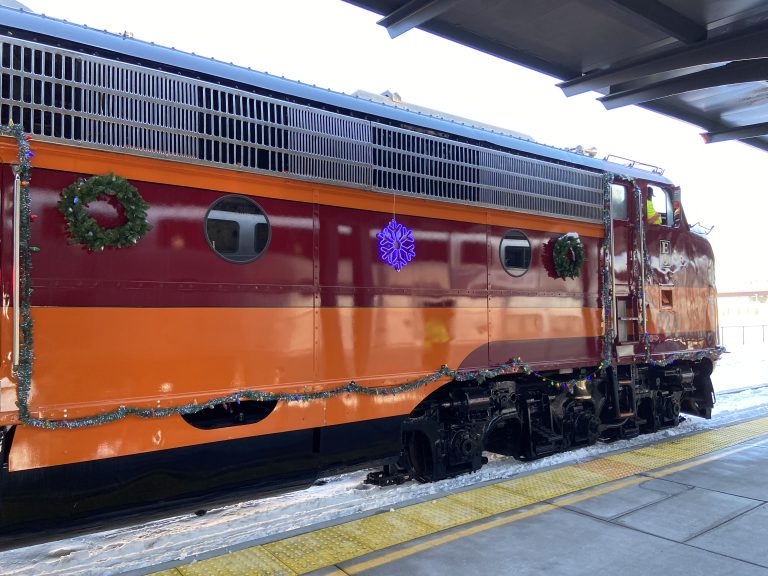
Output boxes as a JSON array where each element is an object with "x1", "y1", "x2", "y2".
[{"x1": 0, "y1": 122, "x2": 35, "y2": 424}]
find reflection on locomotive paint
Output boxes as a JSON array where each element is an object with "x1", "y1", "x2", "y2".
[{"x1": 205, "y1": 195, "x2": 271, "y2": 263}]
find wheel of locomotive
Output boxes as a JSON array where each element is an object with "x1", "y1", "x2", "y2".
[
  {"x1": 664, "y1": 395, "x2": 681, "y2": 423},
  {"x1": 638, "y1": 396, "x2": 659, "y2": 433},
  {"x1": 584, "y1": 413, "x2": 601, "y2": 445},
  {"x1": 405, "y1": 430, "x2": 436, "y2": 483},
  {"x1": 451, "y1": 430, "x2": 477, "y2": 460}
]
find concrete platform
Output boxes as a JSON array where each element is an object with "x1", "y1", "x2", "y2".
[{"x1": 146, "y1": 417, "x2": 768, "y2": 576}]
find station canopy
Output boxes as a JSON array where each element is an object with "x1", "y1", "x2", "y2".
[{"x1": 344, "y1": 0, "x2": 768, "y2": 153}]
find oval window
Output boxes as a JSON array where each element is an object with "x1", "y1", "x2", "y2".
[
  {"x1": 499, "y1": 230, "x2": 531, "y2": 277},
  {"x1": 205, "y1": 195, "x2": 270, "y2": 263}
]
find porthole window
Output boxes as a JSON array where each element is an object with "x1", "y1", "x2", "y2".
[
  {"x1": 205, "y1": 195, "x2": 270, "y2": 263},
  {"x1": 499, "y1": 230, "x2": 531, "y2": 277}
]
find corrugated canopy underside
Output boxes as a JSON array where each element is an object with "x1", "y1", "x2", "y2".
[{"x1": 344, "y1": 0, "x2": 768, "y2": 153}]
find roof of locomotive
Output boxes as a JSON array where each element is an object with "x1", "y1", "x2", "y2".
[{"x1": 0, "y1": 6, "x2": 673, "y2": 185}]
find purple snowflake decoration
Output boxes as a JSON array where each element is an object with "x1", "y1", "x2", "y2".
[{"x1": 377, "y1": 218, "x2": 415, "y2": 271}]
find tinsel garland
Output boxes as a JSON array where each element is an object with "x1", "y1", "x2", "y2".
[
  {"x1": 58, "y1": 173, "x2": 152, "y2": 250},
  {"x1": 651, "y1": 346, "x2": 725, "y2": 367},
  {"x1": 634, "y1": 183, "x2": 654, "y2": 284},
  {"x1": 0, "y1": 123, "x2": 35, "y2": 422},
  {"x1": 642, "y1": 331, "x2": 724, "y2": 367},
  {"x1": 601, "y1": 174, "x2": 615, "y2": 369},
  {"x1": 24, "y1": 358, "x2": 608, "y2": 429},
  {"x1": 632, "y1": 182, "x2": 650, "y2": 348}
]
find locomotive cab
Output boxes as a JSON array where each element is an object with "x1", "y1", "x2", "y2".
[
  {"x1": 641, "y1": 183, "x2": 718, "y2": 419},
  {"x1": 608, "y1": 175, "x2": 718, "y2": 427}
]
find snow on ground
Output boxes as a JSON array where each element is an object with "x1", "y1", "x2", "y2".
[{"x1": 1, "y1": 344, "x2": 766, "y2": 576}]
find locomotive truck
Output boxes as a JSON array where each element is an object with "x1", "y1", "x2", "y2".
[{"x1": 0, "y1": 7, "x2": 719, "y2": 547}]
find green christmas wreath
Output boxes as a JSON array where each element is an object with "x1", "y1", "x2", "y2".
[
  {"x1": 553, "y1": 233, "x2": 585, "y2": 279},
  {"x1": 58, "y1": 173, "x2": 152, "y2": 250}
]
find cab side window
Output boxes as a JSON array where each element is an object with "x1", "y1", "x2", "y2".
[
  {"x1": 611, "y1": 184, "x2": 628, "y2": 221},
  {"x1": 647, "y1": 185, "x2": 672, "y2": 226}
]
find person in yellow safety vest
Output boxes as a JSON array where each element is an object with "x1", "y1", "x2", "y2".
[{"x1": 646, "y1": 188, "x2": 663, "y2": 225}]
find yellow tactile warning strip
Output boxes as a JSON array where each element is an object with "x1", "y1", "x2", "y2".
[
  {"x1": 150, "y1": 416, "x2": 768, "y2": 576},
  {"x1": 262, "y1": 525, "x2": 371, "y2": 574},
  {"x1": 176, "y1": 548, "x2": 294, "y2": 576}
]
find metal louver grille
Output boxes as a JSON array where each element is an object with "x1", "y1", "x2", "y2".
[
  {"x1": 0, "y1": 37, "x2": 603, "y2": 222},
  {"x1": 373, "y1": 125, "x2": 603, "y2": 221}
]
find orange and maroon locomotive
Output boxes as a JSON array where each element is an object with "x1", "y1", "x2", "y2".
[{"x1": 0, "y1": 7, "x2": 719, "y2": 547}]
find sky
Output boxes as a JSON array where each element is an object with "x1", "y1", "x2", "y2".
[{"x1": 16, "y1": 0, "x2": 768, "y2": 291}]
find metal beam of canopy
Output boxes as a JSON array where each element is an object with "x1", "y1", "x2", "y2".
[
  {"x1": 702, "y1": 122, "x2": 768, "y2": 144},
  {"x1": 377, "y1": 0, "x2": 462, "y2": 38},
  {"x1": 599, "y1": 59, "x2": 768, "y2": 109},
  {"x1": 558, "y1": 23, "x2": 768, "y2": 96}
]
